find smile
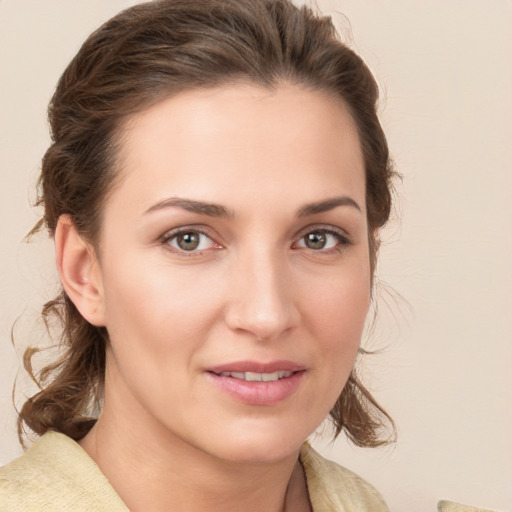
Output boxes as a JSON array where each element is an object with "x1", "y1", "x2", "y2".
[
  {"x1": 216, "y1": 371, "x2": 293, "y2": 382},
  {"x1": 206, "y1": 362, "x2": 305, "y2": 405}
]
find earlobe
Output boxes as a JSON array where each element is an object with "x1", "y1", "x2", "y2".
[{"x1": 54, "y1": 215, "x2": 106, "y2": 326}]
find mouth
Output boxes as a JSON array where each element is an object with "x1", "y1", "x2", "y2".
[
  {"x1": 214, "y1": 371, "x2": 294, "y2": 382},
  {"x1": 207, "y1": 360, "x2": 304, "y2": 375},
  {"x1": 206, "y1": 361, "x2": 305, "y2": 405}
]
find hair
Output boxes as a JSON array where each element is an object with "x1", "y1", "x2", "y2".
[{"x1": 18, "y1": 0, "x2": 396, "y2": 448}]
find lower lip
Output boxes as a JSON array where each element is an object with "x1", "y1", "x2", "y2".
[{"x1": 207, "y1": 371, "x2": 305, "y2": 405}]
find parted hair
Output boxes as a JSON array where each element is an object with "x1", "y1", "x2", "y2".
[{"x1": 19, "y1": 0, "x2": 396, "y2": 447}]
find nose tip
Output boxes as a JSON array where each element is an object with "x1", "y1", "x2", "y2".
[
  {"x1": 225, "y1": 260, "x2": 298, "y2": 342},
  {"x1": 233, "y1": 301, "x2": 293, "y2": 342}
]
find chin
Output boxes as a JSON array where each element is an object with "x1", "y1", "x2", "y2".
[{"x1": 197, "y1": 417, "x2": 315, "y2": 465}]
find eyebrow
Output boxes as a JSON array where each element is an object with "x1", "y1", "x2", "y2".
[
  {"x1": 297, "y1": 196, "x2": 362, "y2": 217},
  {"x1": 145, "y1": 195, "x2": 361, "y2": 218},
  {"x1": 145, "y1": 197, "x2": 234, "y2": 218}
]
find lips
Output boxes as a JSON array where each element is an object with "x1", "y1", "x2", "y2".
[
  {"x1": 217, "y1": 371, "x2": 293, "y2": 382},
  {"x1": 206, "y1": 361, "x2": 305, "y2": 405},
  {"x1": 208, "y1": 360, "x2": 304, "y2": 375}
]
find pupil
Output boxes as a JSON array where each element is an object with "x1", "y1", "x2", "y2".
[
  {"x1": 178, "y1": 232, "x2": 200, "y2": 250},
  {"x1": 306, "y1": 232, "x2": 326, "y2": 249}
]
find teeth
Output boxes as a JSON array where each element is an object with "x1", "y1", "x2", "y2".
[
  {"x1": 245, "y1": 372, "x2": 263, "y2": 382},
  {"x1": 218, "y1": 371, "x2": 293, "y2": 381}
]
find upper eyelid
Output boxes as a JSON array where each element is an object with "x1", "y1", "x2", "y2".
[
  {"x1": 160, "y1": 224, "x2": 216, "y2": 241},
  {"x1": 293, "y1": 223, "x2": 351, "y2": 240}
]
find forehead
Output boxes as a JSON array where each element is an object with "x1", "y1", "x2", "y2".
[{"x1": 108, "y1": 83, "x2": 365, "y2": 216}]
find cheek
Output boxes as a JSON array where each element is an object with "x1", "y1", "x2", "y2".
[
  {"x1": 98, "y1": 255, "x2": 225, "y2": 418},
  {"x1": 100, "y1": 254, "x2": 221, "y2": 363},
  {"x1": 302, "y1": 266, "x2": 371, "y2": 393},
  {"x1": 306, "y1": 269, "x2": 371, "y2": 342}
]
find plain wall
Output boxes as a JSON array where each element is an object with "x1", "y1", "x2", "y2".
[{"x1": 1, "y1": 1, "x2": 511, "y2": 511}]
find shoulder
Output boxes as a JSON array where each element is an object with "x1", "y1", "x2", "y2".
[
  {"x1": 0, "y1": 431, "x2": 128, "y2": 512},
  {"x1": 300, "y1": 442, "x2": 389, "y2": 512}
]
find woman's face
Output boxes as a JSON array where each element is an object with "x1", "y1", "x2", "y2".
[{"x1": 93, "y1": 83, "x2": 370, "y2": 463}]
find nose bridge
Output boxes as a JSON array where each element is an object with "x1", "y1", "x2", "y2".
[{"x1": 226, "y1": 242, "x2": 297, "y2": 340}]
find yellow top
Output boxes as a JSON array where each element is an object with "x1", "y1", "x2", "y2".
[{"x1": 0, "y1": 432, "x2": 389, "y2": 511}]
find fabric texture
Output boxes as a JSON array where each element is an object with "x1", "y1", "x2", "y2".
[
  {"x1": 300, "y1": 442, "x2": 389, "y2": 511},
  {"x1": 437, "y1": 500, "x2": 499, "y2": 512},
  {"x1": 0, "y1": 432, "x2": 128, "y2": 511},
  {"x1": 0, "y1": 432, "x2": 388, "y2": 511}
]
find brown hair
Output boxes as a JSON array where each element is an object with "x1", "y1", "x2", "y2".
[{"x1": 19, "y1": 0, "x2": 396, "y2": 447}]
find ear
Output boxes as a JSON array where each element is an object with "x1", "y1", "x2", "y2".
[{"x1": 54, "y1": 214, "x2": 106, "y2": 326}]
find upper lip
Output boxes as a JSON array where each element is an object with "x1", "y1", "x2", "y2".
[{"x1": 207, "y1": 360, "x2": 305, "y2": 374}]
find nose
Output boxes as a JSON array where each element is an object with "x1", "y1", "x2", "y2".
[{"x1": 224, "y1": 249, "x2": 299, "y2": 342}]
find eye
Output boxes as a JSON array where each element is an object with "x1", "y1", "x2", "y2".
[
  {"x1": 163, "y1": 229, "x2": 218, "y2": 252},
  {"x1": 295, "y1": 228, "x2": 349, "y2": 251}
]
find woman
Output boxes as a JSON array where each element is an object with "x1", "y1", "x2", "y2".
[{"x1": 0, "y1": 0, "x2": 396, "y2": 510}]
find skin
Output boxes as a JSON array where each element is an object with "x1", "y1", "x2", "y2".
[{"x1": 56, "y1": 83, "x2": 371, "y2": 511}]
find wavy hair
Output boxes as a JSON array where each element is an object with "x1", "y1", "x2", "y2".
[{"x1": 18, "y1": 0, "x2": 396, "y2": 447}]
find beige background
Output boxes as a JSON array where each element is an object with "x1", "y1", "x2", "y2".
[{"x1": 1, "y1": 1, "x2": 511, "y2": 511}]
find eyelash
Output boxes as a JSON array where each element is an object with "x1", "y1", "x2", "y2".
[
  {"x1": 159, "y1": 225, "x2": 352, "y2": 255},
  {"x1": 293, "y1": 226, "x2": 352, "y2": 253},
  {"x1": 160, "y1": 227, "x2": 220, "y2": 256}
]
